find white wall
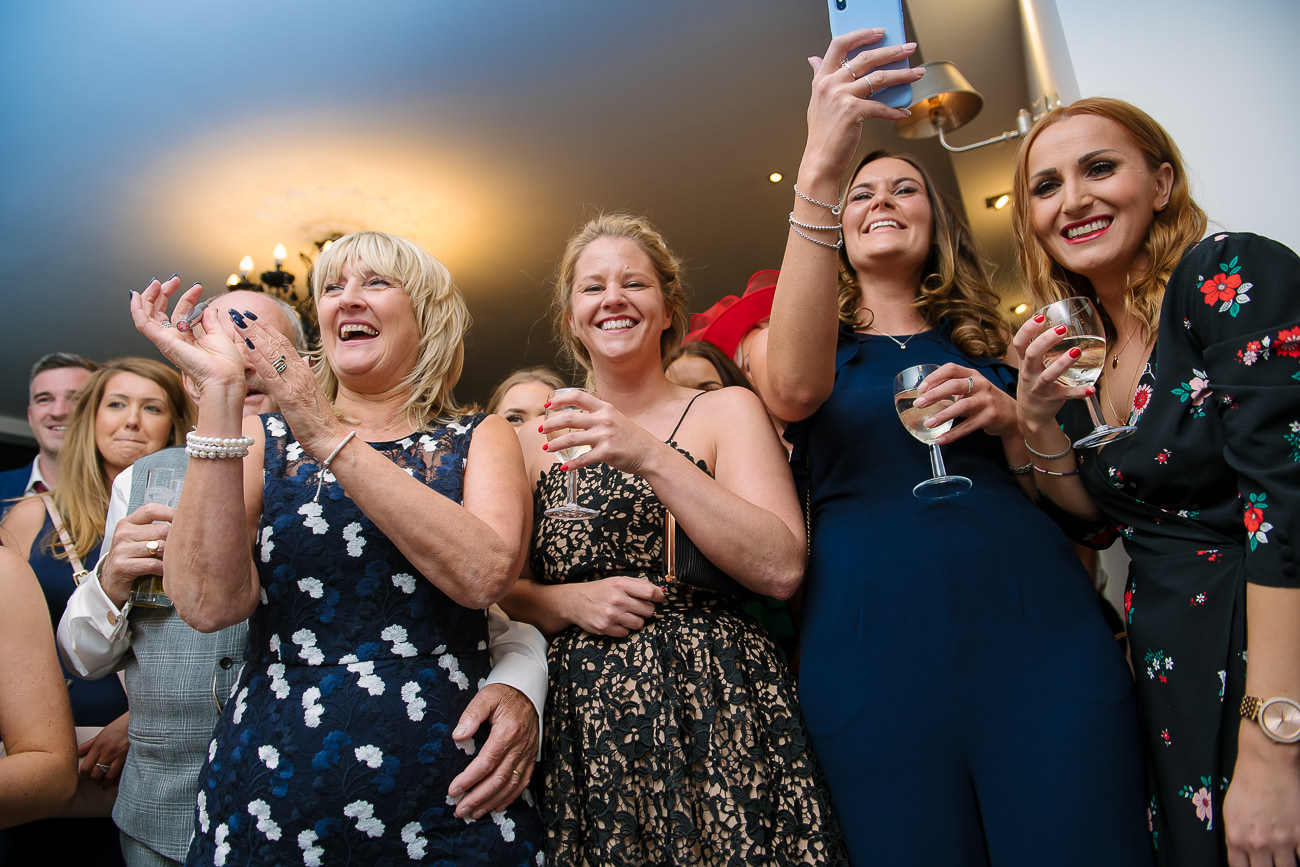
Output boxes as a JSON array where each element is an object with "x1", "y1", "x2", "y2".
[{"x1": 1051, "y1": 0, "x2": 1299, "y2": 250}]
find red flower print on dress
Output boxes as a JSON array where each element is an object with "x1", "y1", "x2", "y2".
[
  {"x1": 1156, "y1": 449, "x2": 1171, "y2": 464},
  {"x1": 1244, "y1": 493, "x2": 1272, "y2": 550},
  {"x1": 1201, "y1": 272, "x2": 1241, "y2": 306},
  {"x1": 1131, "y1": 384, "x2": 1153, "y2": 418},
  {"x1": 1161, "y1": 729, "x2": 1171, "y2": 746},
  {"x1": 1276, "y1": 327, "x2": 1300, "y2": 359}
]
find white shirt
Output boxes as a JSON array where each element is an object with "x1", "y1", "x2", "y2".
[{"x1": 57, "y1": 464, "x2": 550, "y2": 729}]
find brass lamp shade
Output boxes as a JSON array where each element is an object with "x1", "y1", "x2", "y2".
[{"x1": 896, "y1": 61, "x2": 984, "y2": 140}]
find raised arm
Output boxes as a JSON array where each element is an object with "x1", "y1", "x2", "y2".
[{"x1": 765, "y1": 30, "x2": 923, "y2": 422}]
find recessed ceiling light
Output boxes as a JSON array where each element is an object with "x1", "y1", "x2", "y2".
[
  {"x1": 1012, "y1": 302, "x2": 1029, "y2": 315},
  {"x1": 985, "y1": 193, "x2": 1011, "y2": 210},
  {"x1": 769, "y1": 172, "x2": 783, "y2": 183}
]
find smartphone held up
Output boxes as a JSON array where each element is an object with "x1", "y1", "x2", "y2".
[{"x1": 827, "y1": 0, "x2": 914, "y2": 109}]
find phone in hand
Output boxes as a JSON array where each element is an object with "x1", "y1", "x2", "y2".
[{"x1": 827, "y1": 0, "x2": 914, "y2": 109}]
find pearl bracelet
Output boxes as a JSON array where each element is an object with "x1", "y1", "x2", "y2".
[{"x1": 185, "y1": 431, "x2": 254, "y2": 459}]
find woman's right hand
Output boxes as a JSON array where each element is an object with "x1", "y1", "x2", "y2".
[
  {"x1": 560, "y1": 577, "x2": 665, "y2": 638},
  {"x1": 129, "y1": 277, "x2": 246, "y2": 399},
  {"x1": 802, "y1": 29, "x2": 924, "y2": 180},
  {"x1": 1011, "y1": 311, "x2": 1092, "y2": 430},
  {"x1": 98, "y1": 504, "x2": 174, "y2": 608}
]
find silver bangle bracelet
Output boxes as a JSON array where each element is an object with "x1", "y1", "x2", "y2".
[
  {"x1": 1023, "y1": 436, "x2": 1072, "y2": 461},
  {"x1": 793, "y1": 183, "x2": 842, "y2": 216},
  {"x1": 1007, "y1": 460, "x2": 1035, "y2": 476},
  {"x1": 788, "y1": 211, "x2": 843, "y2": 232}
]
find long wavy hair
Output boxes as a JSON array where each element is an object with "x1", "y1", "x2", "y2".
[
  {"x1": 837, "y1": 151, "x2": 1009, "y2": 360},
  {"x1": 310, "y1": 231, "x2": 470, "y2": 427},
  {"x1": 1011, "y1": 97, "x2": 1207, "y2": 341},
  {"x1": 52, "y1": 357, "x2": 192, "y2": 563},
  {"x1": 552, "y1": 213, "x2": 690, "y2": 377}
]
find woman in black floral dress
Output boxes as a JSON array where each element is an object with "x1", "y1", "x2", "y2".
[
  {"x1": 1011, "y1": 98, "x2": 1300, "y2": 867},
  {"x1": 503, "y1": 213, "x2": 846, "y2": 865}
]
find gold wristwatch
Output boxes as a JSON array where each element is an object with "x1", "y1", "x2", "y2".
[{"x1": 1240, "y1": 695, "x2": 1300, "y2": 744}]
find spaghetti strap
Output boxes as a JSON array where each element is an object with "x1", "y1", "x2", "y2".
[{"x1": 666, "y1": 391, "x2": 707, "y2": 443}]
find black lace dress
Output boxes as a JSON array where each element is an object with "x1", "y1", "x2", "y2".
[{"x1": 529, "y1": 428, "x2": 847, "y2": 865}]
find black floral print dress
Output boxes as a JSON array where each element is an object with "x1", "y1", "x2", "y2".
[
  {"x1": 1058, "y1": 233, "x2": 1300, "y2": 866},
  {"x1": 529, "y1": 431, "x2": 847, "y2": 865}
]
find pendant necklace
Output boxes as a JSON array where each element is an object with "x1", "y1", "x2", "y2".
[{"x1": 866, "y1": 323, "x2": 923, "y2": 350}]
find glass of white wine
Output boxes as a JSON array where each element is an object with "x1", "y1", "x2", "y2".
[
  {"x1": 130, "y1": 466, "x2": 180, "y2": 609},
  {"x1": 543, "y1": 388, "x2": 600, "y2": 521},
  {"x1": 894, "y1": 364, "x2": 972, "y2": 499},
  {"x1": 1037, "y1": 296, "x2": 1136, "y2": 449}
]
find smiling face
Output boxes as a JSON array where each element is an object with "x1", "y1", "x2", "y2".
[
  {"x1": 94, "y1": 371, "x2": 174, "y2": 478},
  {"x1": 567, "y1": 236, "x2": 671, "y2": 366},
  {"x1": 493, "y1": 379, "x2": 553, "y2": 428},
  {"x1": 316, "y1": 259, "x2": 421, "y2": 389},
  {"x1": 1025, "y1": 114, "x2": 1172, "y2": 292},
  {"x1": 28, "y1": 366, "x2": 93, "y2": 459},
  {"x1": 842, "y1": 156, "x2": 934, "y2": 279}
]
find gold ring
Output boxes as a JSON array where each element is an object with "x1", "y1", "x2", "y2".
[
  {"x1": 510, "y1": 769, "x2": 521, "y2": 778},
  {"x1": 145, "y1": 539, "x2": 161, "y2": 558}
]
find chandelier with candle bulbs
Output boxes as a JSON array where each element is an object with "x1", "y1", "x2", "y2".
[{"x1": 225, "y1": 239, "x2": 339, "y2": 348}]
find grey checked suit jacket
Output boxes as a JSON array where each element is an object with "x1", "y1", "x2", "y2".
[{"x1": 113, "y1": 447, "x2": 248, "y2": 863}]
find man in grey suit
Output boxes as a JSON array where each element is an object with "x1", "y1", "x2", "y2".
[{"x1": 58, "y1": 291, "x2": 547, "y2": 865}]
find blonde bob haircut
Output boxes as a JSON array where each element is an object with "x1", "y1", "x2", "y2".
[
  {"x1": 552, "y1": 213, "x2": 690, "y2": 376},
  {"x1": 1011, "y1": 97, "x2": 1207, "y2": 341},
  {"x1": 52, "y1": 356, "x2": 193, "y2": 563},
  {"x1": 310, "y1": 231, "x2": 470, "y2": 427},
  {"x1": 486, "y1": 366, "x2": 566, "y2": 416},
  {"x1": 836, "y1": 150, "x2": 1010, "y2": 360}
]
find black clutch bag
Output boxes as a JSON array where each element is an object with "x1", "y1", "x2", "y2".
[{"x1": 664, "y1": 511, "x2": 754, "y2": 599}]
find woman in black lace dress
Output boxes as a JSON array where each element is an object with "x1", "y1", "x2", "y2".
[{"x1": 503, "y1": 213, "x2": 846, "y2": 865}]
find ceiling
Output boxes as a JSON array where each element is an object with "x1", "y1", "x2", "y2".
[{"x1": 0, "y1": 0, "x2": 1031, "y2": 443}]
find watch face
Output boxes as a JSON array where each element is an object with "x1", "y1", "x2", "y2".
[{"x1": 1262, "y1": 698, "x2": 1300, "y2": 743}]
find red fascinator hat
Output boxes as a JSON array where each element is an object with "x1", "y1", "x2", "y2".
[{"x1": 682, "y1": 269, "x2": 779, "y2": 358}]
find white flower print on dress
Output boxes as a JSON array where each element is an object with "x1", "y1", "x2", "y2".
[
  {"x1": 231, "y1": 686, "x2": 249, "y2": 724},
  {"x1": 298, "y1": 501, "x2": 329, "y2": 535},
  {"x1": 258, "y1": 745, "x2": 280, "y2": 770},
  {"x1": 298, "y1": 577, "x2": 324, "y2": 599},
  {"x1": 213, "y1": 823, "x2": 230, "y2": 866},
  {"x1": 197, "y1": 790, "x2": 209, "y2": 834},
  {"x1": 382, "y1": 624, "x2": 418, "y2": 657},
  {"x1": 401, "y1": 682, "x2": 426, "y2": 721},
  {"x1": 248, "y1": 799, "x2": 282, "y2": 841},
  {"x1": 350, "y1": 661, "x2": 386, "y2": 696},
  {"x1": 401, "y1": 821, "x2": 427, "y2": 860},
  {"x1": 355, "y1": 744, "x2": 384, "y2": 768},
  {"x1": 419, "y1": 434, "x2": 437, "y2": 452},
  {"x1": 298, "y1": 829, "x2": 323, "y2": 867},
  {"x1": 286, "y1": 441, "x2": 303, "y2": 462},
  {"x1": 492, "y1": 809, "x2": 517, "y2": 842},
  {"x1": 268, "y1": 663, "x2": 290, "y2": 699},
  {"x1": 259, "y1": 525, "x2": 275, "y2": 563},
  {"x1": 266, "y1": 416, "x2": 287, "y2": 438},
  {"x1": 391, "y1": 572, "x2": 417, "y2": 594},
  {"x1": 343, "y1": 522, "x2": 365, "y2": 557},
  {"x1": 344, "y1": 800, "x2": 385, "y2": 838},
  {"x1": 302, "y1": 686, "x2": 324, "y2": 728},
  {"x1": 439, "y1": 652, "x2": 469, "y2": 690},
  {"x1": 292, "y1": 629, "x2": 325, "y2": 665}
]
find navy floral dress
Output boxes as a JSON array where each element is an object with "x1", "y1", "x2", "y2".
[
  {"x1": 185, "y1": 413, "x2": 544, "y2": 866},
  {"x1": 1059, "y1": 233, "x2": 1300, "y2": 866}
]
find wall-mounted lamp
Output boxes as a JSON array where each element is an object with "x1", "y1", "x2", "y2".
[
  {"x1": 896, "y1": 61, "x2": 1061, "y2": 153},
  {"x1": 985, "y1": 193, "x2": 1011, "y2": 210}
]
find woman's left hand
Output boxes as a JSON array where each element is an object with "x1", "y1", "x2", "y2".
[
  {"x1": 78, "y1": 712, "x2": 129, "y2": 788},
  {"x1": 914, "y1": 363, "x2": 1019, "y2": 444},
  {"x1": 538, "y1": 389, "x2": 666, "y2": 478},
  {"x1": 227, "y1": 313, "x2": 343, "y2": 459},
  {"x1": 1224, "y1": 726, "x2": 1300, "y2": 866}
]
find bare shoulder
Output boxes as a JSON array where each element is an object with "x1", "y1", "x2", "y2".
[
  {"x1": 0, "y1": 495, "x2": 47, "y2": 554},
  {"x1": 0, "y1": 546, "x2": 42, "y2": 614}
]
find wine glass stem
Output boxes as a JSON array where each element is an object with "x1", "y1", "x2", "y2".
[
  {"x1": 928, "y1": 444, "x2": 949, "y2": 480},
  {"x1": 566, "y1": 468, "x2": 580, "y2": 506},
  {"x1": 1084, "y1": 393, "x2": 1109, "y2": 429}
]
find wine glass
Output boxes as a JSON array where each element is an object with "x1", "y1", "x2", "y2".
[
  {"x1": 1037, "y1": 296, "x2": 1136, "y2": 449},
  {"x1": 544, "y1": 388, "x2": 600, "y2": 521},
  {"x1": 130, "y1": 467, "x2": 180, "y2": 608},
  {"x1": 894, "y1": 364, "x2": 972, "y2": 499}
]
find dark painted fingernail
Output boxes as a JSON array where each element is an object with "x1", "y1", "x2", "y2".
[
  {"x1": 228, "y1": 309, "x2": 247, "y2": 328},
  {"x1": 244, "y1": 337, "x2": 255, "y2": 350},
  {"x1": 168, "y1": 273, "x2": 179, "y2": 281},
  {"x1": 242, "y1": 310, "x2": 259, "y2": 320},
  {"x1": 191, "y1": 281, "x2": 202, "y2": 288},
  {"x1": 149, "y1": 276, "x2": 158, "y2": 284}
]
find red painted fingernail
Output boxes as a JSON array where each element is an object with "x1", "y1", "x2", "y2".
[
  {"x1": 537, "y1": 425, "x2": 543, "y2": 433},
  {"x1": 1033, "y1": 313, "x2": 1045, "y2": 324},
  {"x1": 1055, "y1": 325, "x2": 1068, "y2": 335},
  {"x1": 1068, "y1": 347, "x2": 1082, "y2": 359},
  {"x1": 1085, "y1": 387, "x2": 1096, "y2": 396},
  {"x1": 560, "y1": 464, "x2": 569, "y2": 472},
  {"x1": 541, "y1": 443, "x2": 549, "y2": 451},
  {"x1": 543, "y1": 401, "x2": 551, "y2": 408}
]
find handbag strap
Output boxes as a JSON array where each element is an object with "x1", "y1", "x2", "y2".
[{"x1": 40, "y1": 494, "x2": 89, "y2": 585}]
